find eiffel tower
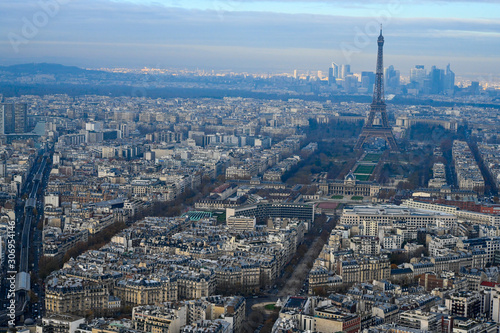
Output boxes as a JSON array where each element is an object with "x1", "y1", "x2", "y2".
[{"x1": 355, "y1": 26, "x2": 398, "y2": 151}]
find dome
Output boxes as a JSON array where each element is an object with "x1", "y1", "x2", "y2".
[
  {"x1": 24, "y1": 318, "x2": 35, "y2": 325},
  {"x1": 345, "y1": 172, "x2": 356, "y2": 181}
]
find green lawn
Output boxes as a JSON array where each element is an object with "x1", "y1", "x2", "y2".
[
  {"x1": 354, "y1": 174, "x2": 370, "y2": 181},
  {"x1": 351, "y1": 196, "x2": 364, "y2": 201},
  {"x1": 354, "y1": 165, "x2": 375, "y2": 174},
  {"x1": 331, "y1": 195, "x2": 344, "y2": 199},
  {"x1": 265, "y1": 304, "x2": 276, "y2": 310},
  {"x1": 216, "y1": 212, "x2": 226, "y2": 224},
  {"x1": 362, "y1": 153, "x2": 381, "y2": 162}
]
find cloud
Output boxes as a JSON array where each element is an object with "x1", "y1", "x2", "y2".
[
  {"x1": 214, "y1": 0, "x2": 500, "y2": 3},
  {"x1": 0, "y1": 0, "x2": 499, "y2": 75}
]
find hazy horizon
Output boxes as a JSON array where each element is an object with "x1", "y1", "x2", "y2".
[{"x1": 1, "y1": 0, "x2": 500, "y2": 80}]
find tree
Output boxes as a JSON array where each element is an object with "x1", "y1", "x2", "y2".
[
  {"x1": 417, "y1": 231, "x2": 428, "y2": 245},
  {"x1": 28, "y1": 290, "x2": 39, "y2": 304},
  {"x1": 390, "y1": 252, "x2": 408, "y2": 265},
  {"x1": 39, "y1": 256, "x2": 62, "y2": 280},
  {"x1": 84, "y1": 309, "x2": 94, "y2": 320},
  {"x1": 312, "y1": 287, "x2": 327, "y2": 297}
]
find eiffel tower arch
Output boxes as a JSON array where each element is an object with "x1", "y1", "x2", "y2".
[{"x1": 355, "y1": 27, "x2": 398, "y2": 151}]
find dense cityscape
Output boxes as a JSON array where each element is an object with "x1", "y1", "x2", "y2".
[{"x1": 3, "y1": 1, "x2": 500, "y2": 332}]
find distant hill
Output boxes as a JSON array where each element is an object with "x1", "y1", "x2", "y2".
[{"x1": 0, "y1": 63, "x2": 100, "y2": 75}]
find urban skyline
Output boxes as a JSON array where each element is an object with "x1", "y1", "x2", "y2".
[
  {"x1": 1, "y1": 0, "x2": 500, "y2": 76},
  {"x1": 4, "y1": 1, "x2": 500, "y2": 333}
]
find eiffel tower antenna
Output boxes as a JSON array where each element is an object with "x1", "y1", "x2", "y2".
[{"x1": 355, "y1": 26, "x2": 398, "y2": 151}]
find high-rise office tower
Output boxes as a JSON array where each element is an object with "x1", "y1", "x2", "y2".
[
  {"x1": 332, "y1": 62, "x2": 339, "y2": 78},
  {"x1": 328, "y1": 62, "x2": 339, "y2": 85},
  {"x1": 355, "y1": 27, "x2": 398, "y2": 151},
  {"x1": 361, "y1": 71, "x2": 375, "y2": 94},
  {"x1": 429, "y1": 66, "x2": 445, "y2": 95},
  {"x1": 444, "y1": 64, "x2": 455, "y2": 92},
  {"x1": 384, "y1": 65, "x2": 400, "y2": 91},
  {"x1": 341, "y1": 64, "x2": 351, "y2": 79},
  {"x1": 469, "y1": 81, "x2": 480, "y2": 95},
  {"x1": 0, "y1": 105, "x2": 4, "y2": 135},
  {"x1": 342, "y1": 75, "x2": 358, "y2": 94},
  {"x1": 14, "y1": 103, "x2": 28, "y2": 133},
  {"x1": 410, "y1": 65, "x2": 426, "y2": 88},
  {"x1": 2, "y1": 104, "x2": 14, "y2": 135},
  {"x1": 1, "y1": 103, "x2": 28, "y2": 134}
]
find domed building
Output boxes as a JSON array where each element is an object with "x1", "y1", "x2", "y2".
[{"x1": 317, "y1": 172, "x2": 380, "y2": 197}]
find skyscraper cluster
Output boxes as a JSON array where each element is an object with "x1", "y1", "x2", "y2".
[
  {"x1": 328, "y1": 63, "x2": 351, "y2": 83},
  {"x1": 326, "y1": 62, "x2": 455, "y2": 96},
  {"x1": 327, "y1": 62, "x2": 400, "y2": 95},
  {"x1": 409, "y1": 64, "x2": 455, "y2": 95}
]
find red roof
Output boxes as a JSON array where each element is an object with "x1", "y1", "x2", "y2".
[
  {"x1": 317, "y1": 202, "x2": 338, "y2": 210},
  {"x1": 480, "y1": 281, "x2": 498, "y2": 287},
  {"x1": 212, "y1": 183, "x2": 231, "y2": 193}
]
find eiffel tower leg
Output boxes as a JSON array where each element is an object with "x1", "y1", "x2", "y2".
[
  {"x1": 389, "y1": 138, "x2": 398, "y2": 151},
  {"x1": 385, "y1": 133, "x2": 398, "y2": 151},
  {"x1": 355, "y1": 132, "x2": 369, "y2": 150},
  {"x1": 381, "y1": 112, "x2": 390, "y2": 128},
  {"x1": 366, "y1": 112, "x2": 376, "y2": 127}
]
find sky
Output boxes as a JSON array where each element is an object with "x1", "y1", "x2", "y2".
[{"x1": 1, "y1": 0, "x2": 500, "y2": 78}]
